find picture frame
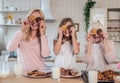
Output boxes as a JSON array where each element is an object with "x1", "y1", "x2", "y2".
[{"x1": 74, "y1": 23, "x2": 79, "y2": 32}]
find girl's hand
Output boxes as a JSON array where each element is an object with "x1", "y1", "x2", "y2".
[
  {"x1": 39, "y1": 20, "x2": 46, "y2": 36},
  {"x1": 102, "y1": 32, "x2": 108, "y2": 40},
  {"x1": 58, "y1": 27, "x2": 64, "y2": 37},
  {"x1": 71, "y1": 26, "x2": 76, "y2": 36},
  {"x1": 21, "y1": 20, "x2": 30, "y2": 32},
  {"x1": 87, "y1": 33, "x2": 93, "y2": 43}
]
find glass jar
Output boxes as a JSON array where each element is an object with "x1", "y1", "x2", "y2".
[
  {"x1": 52, "y1": 67, "x2": 60, "y2": 80},
  {"x1": 0, "y1": 61, "x2": 10, "y2": 78},
  {"x1": 14, "y1": 62, "x2": 23, "y2": 77},
  {"x1": 0, "y1": 51, "x2": 10, "y2": 78}
]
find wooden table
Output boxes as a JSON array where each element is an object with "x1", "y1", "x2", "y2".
[{"x1": 0, "y1": 76, "x2": 85, "y2": 83}]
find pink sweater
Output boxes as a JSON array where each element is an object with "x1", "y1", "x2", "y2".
[{"x1": 7, "y1": 30, "x2": 50, "y2": 71}]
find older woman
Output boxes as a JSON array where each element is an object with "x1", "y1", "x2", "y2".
[{"x1": 81, "y1": 21, "x2": 116, "y2": 71}]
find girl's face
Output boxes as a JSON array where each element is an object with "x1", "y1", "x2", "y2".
[
  {"x1": 90, "y1": 29, "x2": 103, "y2": 43},
  {"x1": 92, "y1": 34, "x2": 102, "y2": 43},
  {"x1": 29, "y1": 12, "x2": 43, "y2": 30},
  {"x1": 63, "y1": 21, "x2": 72, "y2": 37}
]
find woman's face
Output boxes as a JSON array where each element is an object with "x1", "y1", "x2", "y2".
[
  {"x1": 29, "y1": 12, "x2": 43, "y2": 30},
  {"x1": 63, "y1": 21, "x2": 72, "y2": 37}
]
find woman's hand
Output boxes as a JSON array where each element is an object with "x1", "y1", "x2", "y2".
[
  {"x1": 39, "y1": 20, "x2": 46, "y2": 36},
  {"x1": 21, "y1": 20, "x2": 30, "y2": 32},
  {"x1": 71, "y1": 26, "x2": 76, "y2": 36}
]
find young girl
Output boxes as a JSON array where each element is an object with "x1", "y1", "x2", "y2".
[
  {"x1": 7, "y1": 9, "x2": 50, "y2": 71},
  {"x1": 81, "y1": 21, "x2": 116, "y2": 71},
  {"x1": 54, "y1": 18, "x2": 80, "y2": 69}
]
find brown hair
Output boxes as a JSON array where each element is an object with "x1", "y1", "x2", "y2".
[
  {"x1": 22, "y1": 9, "x2": 45, "y2": 41},
  {"x1": 57, "y1": 18, "x2": 77, "y2": 44}
]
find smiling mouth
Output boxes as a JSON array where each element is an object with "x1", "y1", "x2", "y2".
[
  {"x1": 94, "y1": 37, "x2": 99, "y2": 39},
  {"x1": 31, "y1": 24, "x2": 37, "y2": 27},
  {"x1": 31, "y1": 22, "x2": 39, "y2": 27},
  {"x1": 92, "y1": 34, "x2": 103, "y2": 39}
]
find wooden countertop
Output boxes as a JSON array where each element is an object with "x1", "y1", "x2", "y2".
[{"x1": 0, "y1": 76, "x2": 84, "y2": 83}]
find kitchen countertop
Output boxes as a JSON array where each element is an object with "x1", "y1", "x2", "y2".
[
  {"x1": 0, "y1": 76, "x2": 84, "y2": 83},
  {"x1": 8, "y1": 57, "x2": 120, "y2": 64},
  {"x1": 8, "y1": 57, "x2": 83, "y2": 62}
]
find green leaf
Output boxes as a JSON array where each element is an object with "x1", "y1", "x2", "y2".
[{"x1": 83, "y1": 0, "x2": 96, "y2": 32}]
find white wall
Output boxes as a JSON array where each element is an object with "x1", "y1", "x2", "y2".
[{"x1": 1, "y1": 0, "x2": 120, "y2": 59}]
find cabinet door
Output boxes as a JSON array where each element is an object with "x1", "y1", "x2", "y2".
[
  {"x1": 77, "y1": 63, "x2": 87, "y2": 71},
  {"x1": 0, "y1": 13, "x2": 4, "y2": 24},
  {"x1": 90, "y1": 8, "x2": 107, "y2": 32}
]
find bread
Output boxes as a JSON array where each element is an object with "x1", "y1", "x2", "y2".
[
  {"x1": 62, "y1": 25, "x2": 67, "y2": 31},
  {"x1": 27, "y1": 70, "x2": 48, "y2": 76},
  {"x1": 29, "y1": 16, "x2": 35, "y2": 21},
  {"x1": 98, "y1": 70, "x2": 117, "y2": 81},
  {"x1": 60, "y1": 68, "x2": 78, "y2": 76},
  {"x1": 91, "y1": 29, "x2": 97, "y2": 35}
]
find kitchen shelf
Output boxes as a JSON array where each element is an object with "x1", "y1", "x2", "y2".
[
  {"x1": 0, "y1": 10, "x2": 28, "y2": 13},
  {"x1": 107, "y1": 8, "x2": 120, "y2": 42},
  {"x1": 107, "y1": 19, "x2": 120, "y2": 21},
  {"x1": 0, "y1": 24, "x2": 21, "y2": 27},
  {"x1": 114, "y1": 40, "x2": 120, "y2": 42},
  {"x1": 0, "y1": 10, "x2": 27, "y2": 28},
  {"x1": 107, "y1": 29, "x2": 120, "y2": 32},
  {"x1": 108, "y1": 8, "x2": 120, "y2": 11}
]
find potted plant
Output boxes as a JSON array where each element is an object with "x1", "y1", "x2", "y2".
[{"x1": 84, "y1": 0, "x2": 96, "y2": 33}]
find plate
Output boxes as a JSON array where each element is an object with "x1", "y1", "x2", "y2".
[
  {"x1": 98, "y1": 80, "x2": 114, "y2": 83},
  {"x1": 60, "y1": 71, "x2": 82, "y2": 78},
  {"x1": 22, "y1": 70, "x2": 51, "y2": 78},
  {"x1": 97, "y1": 70, "x2": 120, "y2": 82}
]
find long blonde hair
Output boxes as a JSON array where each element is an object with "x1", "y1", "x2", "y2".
[{"x1": 22, "y1": 9, "x2": 45, "y2": 41}]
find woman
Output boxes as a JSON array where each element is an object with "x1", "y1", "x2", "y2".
[
  {"x1": 54, "y1": 18, "x2": 80, "y2": 69},
  {"x1": 7, "y1": 9, "x2": 50, "y2": 71},
  {"x1": 81, "y1": 21, "x2": 116, "y2": 71}
]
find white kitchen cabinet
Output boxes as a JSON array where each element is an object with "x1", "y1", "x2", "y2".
[
  {"x1": 45, "y1": 62, "x2": 53, "y2": 70},
  {"x1": 107, "y1": 8, "x2": 120, "y2": 42},
  {"x1": 77, "y1": 63, "x2": 87, "y2": 72}
]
